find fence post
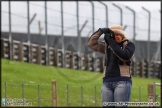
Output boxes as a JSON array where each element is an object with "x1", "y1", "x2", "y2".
[
  {"x1": 22, "y1": 84, "x2": 25, "y2": 106},
  {"x1": 9, "y1": 1, "x2": 12, "y2": 60},
  {"x1": 139, "y1": 86, "x2": 141, "y2": 102},
  {"x1": 66, "y1": 85, "x2": 69, "y2": 107},
  {"x1": 158, "y1": 63, "x2": 161, "y2": 79},
  {"x1": 132, "y1": 60, "x2": 136, "y2": 77},
  {"x1": 94, "y1": 86, "x2": 96, "y2": 106},
  {"x1": 30, "y1": 45, "x2": 33, "y2": 63},
  {"x1": 70, "y1": 52, "x2": 73, "y2": 69},
  {"x1": 1, "y1": 39, "x2": 4, "y2": 58},
  {"x1": 37, "y1": 45, "x2": 41, "y2": 65},
  {"x1": 18, "y1": 42, "x2": 23, "y2": 62},
  {"x1": 38, "y1": 85, "x2": 40, "y2": 107},
  {"x1": 52, "y1": 80, "x2": 57, "y2": 107},
  {"x1": 141, "y1": 60, "x2": 145, "y2": 77},
  {"x1": 148, "y1": 83, "x2": 155, "y2": 102},
  {"x1": 81, "y1": 86, "x2": 83, "y2": 107},
  {"x1": 54, "y1": 49, "x2": 58, "y2": 66},
  {"x1": 4, "y1": 82, "x2": 6, "y2": 106},
  {"x1": 85, "y1": 54, "x2": 89, "y2": 70},
  {"x1": 145, "y1": 60, "x2": 149, "y2": 78}
]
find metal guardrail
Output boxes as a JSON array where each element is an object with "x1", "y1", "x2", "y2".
[{"x1": 1, "y1": 38, "x2": 161, "y2": 78}]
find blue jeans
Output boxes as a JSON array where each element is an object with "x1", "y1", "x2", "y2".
[{"x1": 101, "y1": 81, "x2": 132, "y2": 107}]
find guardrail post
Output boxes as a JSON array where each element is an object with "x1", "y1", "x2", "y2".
[{"x1": 1, "y1": 39, "x2": 5, "y2": 58}]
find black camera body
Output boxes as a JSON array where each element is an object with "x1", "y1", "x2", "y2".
[{"x1": 104, "y1": 30, "x2": 115, "y2": 44}]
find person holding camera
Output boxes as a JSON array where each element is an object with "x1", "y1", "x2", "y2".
[{"x1": 87, "y1": 25, "x2": 135, "y2": 107}]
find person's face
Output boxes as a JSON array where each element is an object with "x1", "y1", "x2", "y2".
[{"x1": 114, "y1": 34, "x2": 123, "y2": 43}]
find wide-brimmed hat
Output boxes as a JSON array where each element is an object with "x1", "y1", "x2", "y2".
[{"x1": 109, "y1": 25, "x2": 126, "y2": 37}]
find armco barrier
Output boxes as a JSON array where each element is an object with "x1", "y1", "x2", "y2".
[{"x1": 1, "y1": 38, "x2": 161, "y2": 78}]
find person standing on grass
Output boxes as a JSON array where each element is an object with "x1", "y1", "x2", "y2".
[{"x1": 87, "y1": 25, "x2": 135, "y2": 107}]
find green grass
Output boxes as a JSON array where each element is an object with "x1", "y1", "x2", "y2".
[{"x1": 1, "y1": 59, "x2": 161, "y2": 107}]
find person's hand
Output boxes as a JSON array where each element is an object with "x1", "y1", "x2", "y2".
[
  {"x1": 104, "y1": 31, "x2": 115, "y2": 44},
  {"x1": 99, "y1": 28, "x2": 111, "y2": 34}
]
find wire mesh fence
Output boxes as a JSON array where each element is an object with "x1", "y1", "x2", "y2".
[
  {"x1": 1, "y1": 82, "x2": 161, "y2": 107},
  {"x1": 1, "y1": 1, "x2": 161, "y2": 62}
]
